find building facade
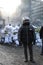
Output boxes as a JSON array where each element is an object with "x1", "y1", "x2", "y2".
[{"x1": 31, "y1": 0, "x2": 43, "y2": 23}]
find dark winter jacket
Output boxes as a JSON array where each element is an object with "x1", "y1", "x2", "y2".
[
  {"x1": 18, "y1": 22, "x2": 35, "y2": 45},
  {"x1": 39, "y1": 26, "x2": 43, "y2": 39}
]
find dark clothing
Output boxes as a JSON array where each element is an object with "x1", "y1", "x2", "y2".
[
  {"x1": 18, "y1": 23, "x2": 35, "y2": 45},
  {"x1": 30, "y1": 25, "x2": 36, "y2": 45},
  {"x1": 40, "y1": 26, "x2": 43, "y2": 54},
  {"x1": 18, "y1": 22, "x2": 35, "y2": 61},
  {"x1": 19, "y1": 41, "x2": 22, "y2": 46},
  {"x1": 23, "y1": 43, "x2": 33, "y2": 61},
  {"x1": 41, "y1": 39, "x2": 43, "y2": 54},
  {"x1": 39, "y1": 27, "x2": 43, "y2": 39},
  {"x1": 1, "y1": 37, "x2": 5, "y2": 44}
]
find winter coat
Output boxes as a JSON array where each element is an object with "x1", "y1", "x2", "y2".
[
  {"x1": 39, "y1": 26, "x2": 43, "y2": 39},
  {"x1": 18, "y1": 22, "x2": 35, "y2": 45}
]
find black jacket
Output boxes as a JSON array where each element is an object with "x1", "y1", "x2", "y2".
[
  {"x1": 18, "y1": 22, "x2": 35, "y2": 45},
  {"x1": 39, "y1": 26, "x2": 43, "y2": 39}
]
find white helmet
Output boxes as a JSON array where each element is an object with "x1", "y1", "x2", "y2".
[{"x1": 22, "y1": 16, "x2": 30, "y2": 21}]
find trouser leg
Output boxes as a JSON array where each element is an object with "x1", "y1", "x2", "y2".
[
  {"x1": 28, "y1": 44, "x2": 33, "y2": 61},
  {"x1": 23, "y1": 44, "x2": 28, "y2": 61},
  {"x1": 42, "y1": 39, "x2": 43, "y2": 54}
]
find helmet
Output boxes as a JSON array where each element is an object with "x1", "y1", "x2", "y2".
[
  {"x1": 22, "y1": 16, "x2": 30, "y2": 25},
  {"x1": 22, "y1": 16, "x2": 30, "y2": 21}
]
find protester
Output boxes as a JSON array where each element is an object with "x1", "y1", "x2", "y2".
[{"x1": 18, "y1": 16, "x2": 35, "y2": 63}]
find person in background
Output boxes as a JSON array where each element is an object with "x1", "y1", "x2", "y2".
[
  {"x1": 39, "y1": 26, "x2": 43, "y2": 55},
  {"x1": 18, "y1": 16, "x2": 35, "y2": 63}
]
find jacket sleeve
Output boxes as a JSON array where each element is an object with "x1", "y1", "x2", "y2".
[
  {"x1": 18, "y1": 27, "x2": 22, "y2": 42},
  {"x1": 39, "y1": 29, "x2": 42, "y2": 39},
  {"x1": 33, "y1": 28, "x2": 36, "y2": 45},
  {"x1": 32, "y1": 27, "x2": 36, "y2": 45}
]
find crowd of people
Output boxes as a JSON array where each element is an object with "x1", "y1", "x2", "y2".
[
  {"x1": 0, "y1": 24, "x2": 20, "y2": 46},
  {"x1": 0, "y1": 16, "x2": 43, "y2": 63}
]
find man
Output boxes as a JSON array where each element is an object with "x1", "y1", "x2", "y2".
[
  {"x1": 18, "y1": 17, "x2": 35, "y2": 63},
  {"x1": 39, "y1": 26, "x2": 43, "y2": 55}
]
